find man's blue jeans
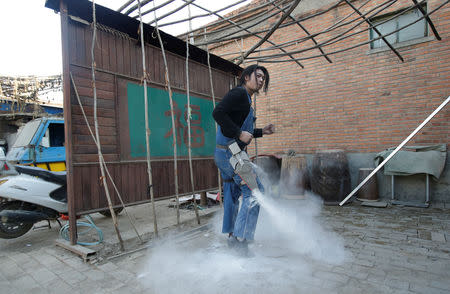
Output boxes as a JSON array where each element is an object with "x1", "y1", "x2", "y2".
[{"x1": 214, "y1": 148, "x2": 261, "y2": 241}]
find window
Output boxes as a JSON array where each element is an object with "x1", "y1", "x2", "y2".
[
  {"x1": 41, "y1": 123, "x2": 64, "y2": 148},
  {"x1": 370, "y1": 5, "x2": 428, "y2": 49},
  {"x1": 48, "y1": 123, "x2": 65, "y2": 147},
  {"x1": 12, "y1": 120, "x2": 42, "y2": 147}
]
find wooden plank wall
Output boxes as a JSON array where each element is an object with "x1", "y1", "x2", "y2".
[{"x1": 67, "y1": 20, "x2": 235, "y2": 214}]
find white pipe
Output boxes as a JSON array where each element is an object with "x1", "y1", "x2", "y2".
[{"x1": 340, "y1": 95, "x2": 450, "y2": 206}]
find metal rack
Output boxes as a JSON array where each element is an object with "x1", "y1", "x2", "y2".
[{"x1": 391, "y1": 174, "x2": 430, "y2": 208}]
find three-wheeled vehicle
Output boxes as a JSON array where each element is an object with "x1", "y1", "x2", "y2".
[{"x1": 6, "y1": 117, "x2": 66, "y2": 171}]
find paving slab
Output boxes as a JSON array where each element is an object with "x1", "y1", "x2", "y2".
[{"x1": 0, "y1": 198, "x2": 449, "y2": 293}]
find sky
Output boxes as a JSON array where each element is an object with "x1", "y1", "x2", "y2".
[{"x1": 0, "y1": 0, "x2": 248, "y2": 77}]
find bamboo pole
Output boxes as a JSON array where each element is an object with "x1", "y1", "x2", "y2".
[
  {"x1": 253, "y1": 94, "x2": 258, "y2": 162},
  {"x1": 234, "y1": 39, "x2": 246, "y2": 67},
  {"x1": 131, "y1": 0, "x2": 173, "y2": 18},
  {"x1": 237, "y1": 0, "x2": 302, "y2": 65},
  {"x1": 70, "y1": 72, "x2": 144, "y2": 243},
  {"x1": 187, "y1": 0, "x2": 303, "y2": 68},
  {"x1": 184, "y1": 0, "x2": 281, "y2": 39},
  {"x1": 204, "y1": 28, "x2": 222, "y2": 207},
  {"x1": 91, "y1": 0, "x2": 124, "y2": 251},
  {"x1": 12, "y1": 79, "x2": 17, "y2": 117},
  {"x1": 250, "y1": 0, "x2": 446, "y2": 63},
  {"x1": 217, "y1": 0, "x2": 377, "y2": 56},
  {"x1": 185, "y1": 34, "x2": 201, "y2": 224},
  {"x1": 243, "y1": 0, "x2": 429, "y2": 61},
  {"x1": 271, "y1": 1, "x2": 332, "y2": 64},
  {"x1": 147, "y1": 0, "x2": 195, "y2": 25},
  {"x1": 340, "y1": 96, "x2": 450, "y2": 206},
  {"x1": 192, "y1": 1, "x2": 290, "y2": 44},
  {"x1": 187, "y1": 2, "x2": 193, "y2": 44},
  {"x1": 117, "y1": 0, "x2": 137, "y2": 13},
  {"x1": 158, "y1": 0, "x2": 247, "y2": 27},
  {"x1": 122, "y1": 0, "x2": 153, "y2": 15},
  {"x1": 412, "y1": 0, "x2": 441, "y2": 40},
  {"x1": 344, "y1": 0, "x2": 404, "y2": 62},
  {"x1": 198, "y1": 0, "x2": 379, "y2": 48},
  {"x1": 137, "y1": 0, "x2": 159, "y2": 238},
  {"x1": 152, "y1": 1, "x2": 181, "y2": 225}
]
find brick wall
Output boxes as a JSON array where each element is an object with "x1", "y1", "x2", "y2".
[{"x1": 210, "y1": 0, "x2": 450, "y2": 155}]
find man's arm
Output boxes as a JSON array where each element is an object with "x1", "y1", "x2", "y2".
[
  {"x1": 253, "y1": 128, "x2": 263, "y2": 138},
  {"x1": 254, "y1": 124, "x2": 275, "y2": 138}
]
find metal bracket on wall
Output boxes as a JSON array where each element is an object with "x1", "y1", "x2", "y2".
[{"x1": 391, "y1": 174, "x2": 430, "y2": 208}]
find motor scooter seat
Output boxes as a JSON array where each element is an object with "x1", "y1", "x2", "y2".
[{"x1": 15, "y1": 165, "x2": 66, "y2": 185}]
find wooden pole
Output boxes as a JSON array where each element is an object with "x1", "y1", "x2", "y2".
[
  {"x1": 137, "y1": 0, "x2": 159, "y2": 237},
  {"x1": 200, "y1": 192, "x2": 207, "y2": 207},
  {"x1": 59, "y1": 0, "x2": 77, "y2": 245},
  {"x1": 91, "y1": 0, "x2": 124, "y2": 251},
  {"x1": 152, "y1": 1, "x2": 181, "y2": 225},
  {"x1": 70, "y1": 72, "x2": 144, "y2": 243},
  {"x1": 185, "y1": 33, "x2": 201, "y2": 224},
  {"x1": 204, "y1": 28, "x2": 222, "y2": 207}
]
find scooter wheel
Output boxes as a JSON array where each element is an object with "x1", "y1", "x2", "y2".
[
  {"x1": 0, "y1": 201, "x2": 34, "y2": 239},
  {"x1": 98, "y1": 207, "x2": 123, "y2": 217}
]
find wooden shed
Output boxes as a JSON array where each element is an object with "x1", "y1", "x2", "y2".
[{"x1": 45, "y1": 0, "x2": 241, "y2": 242}]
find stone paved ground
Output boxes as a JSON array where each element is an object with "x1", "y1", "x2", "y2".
[{"x1": 0, "y1": 202, "x2": 449, "y2": 294}]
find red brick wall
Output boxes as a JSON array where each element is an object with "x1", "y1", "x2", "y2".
[{"x1": 211, "y1": 0, "x2": 450, "y2": 155}]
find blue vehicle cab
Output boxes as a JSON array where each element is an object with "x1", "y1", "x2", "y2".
[{"x1": 7, "y1": 117, "x2": 66, "y2": 171}]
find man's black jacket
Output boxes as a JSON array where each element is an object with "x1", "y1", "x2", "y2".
[{"x1": 212, "y1": 86, "x2": 263, "y2": 141}]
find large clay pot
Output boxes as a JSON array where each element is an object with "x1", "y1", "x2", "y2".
[
  {"x1": 311, "y1": 150, "x2": 350, "y2": 205},
  {"x1": 356, "y1": 168, "x2": 379, "y2": 201},
  {"x1": 279, "y1": 155, "x2": 309, "y2": 198},
  {"x1": 252, "y1": 155, "x2": 281, "y2": 186}
]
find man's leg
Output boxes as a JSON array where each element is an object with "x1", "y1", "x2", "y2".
[
  {"x1": 214, "y1": 149, "x2": 241, "y2": 235},
  {"x1": 233, "y1": 176, "x2": 260, "y2": 241},
  {"x1": 221, "y1": 179, "x2": 240, "y2": 234}
]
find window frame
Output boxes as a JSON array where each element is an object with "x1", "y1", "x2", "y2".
[{"x1": 368, "y1": 3, "x2": 429, "y2": 50}]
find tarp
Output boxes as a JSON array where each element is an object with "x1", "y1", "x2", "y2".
[{"x1": 374, "y1": 144, "x2": 447, "y2": 180}]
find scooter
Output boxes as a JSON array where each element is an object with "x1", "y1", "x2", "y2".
[
  {"x1": 0, "y1": 165, "x2": 67, "y2": 239},
  {"x1": 0, "y1": 165, "x2": 124, "y2": 239}
]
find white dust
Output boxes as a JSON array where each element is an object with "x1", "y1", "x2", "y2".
[{"x1": 137, "y1": 164, "x2": 350, "y2": 294}]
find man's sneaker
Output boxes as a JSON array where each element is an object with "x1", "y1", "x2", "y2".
[
  {"x1": 227, "y1": 236, "x2": 239, "y2": 248},
  {"x1": 235, "y1": 240, "x2": 254, "y2": 258}
]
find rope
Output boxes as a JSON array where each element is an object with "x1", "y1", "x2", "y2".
[{"x1": 60, "y1": 215, "x2": 103, "y2": 246}]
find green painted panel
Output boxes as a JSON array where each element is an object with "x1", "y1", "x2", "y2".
[{"x1": 127, "y1": 82, "x2": 216, "y2": 157}]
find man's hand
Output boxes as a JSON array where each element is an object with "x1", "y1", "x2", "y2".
[
  {"x1": 263, "y1": 124, "x2": 275, "y2": 135},
  {"x1": 239, "y1": 131, "x2": 253, "y2": 144}
]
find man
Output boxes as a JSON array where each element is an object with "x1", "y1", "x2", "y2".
[{"x1": 212, "y1": 64, "x2": 275, "y2": 254}]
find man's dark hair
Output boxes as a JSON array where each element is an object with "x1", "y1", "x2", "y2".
[{"x1": 239, "y1": 64, "x2": 270, "y2": 93}]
